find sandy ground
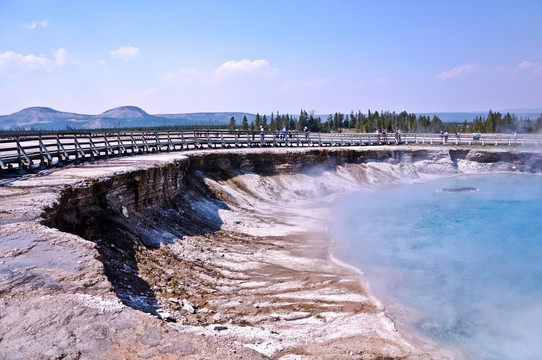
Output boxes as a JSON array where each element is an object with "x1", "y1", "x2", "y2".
[{"x1": 3, "y1": 145, "x2": 538, "y2": 359}]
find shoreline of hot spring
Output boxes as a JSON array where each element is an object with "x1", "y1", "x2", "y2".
[{"x1": 1, "y1": 146, "x2": 541, "y2": 360}]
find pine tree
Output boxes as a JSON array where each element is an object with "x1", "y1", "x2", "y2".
[
  {"x1": 501, "y1": 113, "x2": 514, "y2": 132},
  {"x1": 269, "y1": 113, "x2": 277, "y2": 130},
  {"x1": 430, "y1": 115, "x2": 443, "y2": 133},
  {"x1": 308, "y1": 113, "x2": 316, "y2": 131},
  {"x1": 287, "y1": 114, "x2": 295, "y2": 131},
  {"x1": 241, "y1": 115, "x2": 248, "y2": 130},
  {"x1": 229, "y1": 116, "x2": 236, "y2": 130},
  {"x1": 535, "y1": 114, "x2": 542, "y2": 132},
  {"x1": 298, "y1": 110, "x2": 308, "y2": 131},
  {"x1": 417, "y1": 115, "x2": 430, "y2": 131},
  {"x1": 485, "y1": 110, "x2": 498, "y2": 133},
  {"x1": 461, "y1": 120, "x2": 468, "y2": 133}
]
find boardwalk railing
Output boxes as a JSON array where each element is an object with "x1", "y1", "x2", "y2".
[{"x1": 0, "y1": 130, "x2": 540, "y2": 173}]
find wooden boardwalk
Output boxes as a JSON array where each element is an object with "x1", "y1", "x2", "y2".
[{"x1": 0, "y1": 130, "x2": 540, "y2": 174}]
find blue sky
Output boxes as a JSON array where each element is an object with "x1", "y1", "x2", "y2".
[{"x1": 1, "y1": 0, "x2": 541, "y2": 115}]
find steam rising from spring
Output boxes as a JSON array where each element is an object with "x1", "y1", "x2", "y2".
[{"x1": 329, "y1": 173, "x2": 542, "y2": 360}]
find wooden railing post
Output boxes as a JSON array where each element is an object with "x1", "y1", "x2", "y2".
[
  {"x1": 130, "y1": 133, "x2": 140, "y2": 153},
  {"x1": 39, "y1": 135, "x2": 52, "y2": 167},
  {"x1": 73, "y1": 134, "x2": 86, "y2": 163},
  {"x1": 103, "y1": 134, "x2": 113, "y2": 155},
  {"x1": 16, "y1": 136, "x2": 23, "y2": 171},
  {"x1": 117, "y1": 134, "x2": 126, "y2": 154},
  {"x1": 56, "y1": 134, "x2": 69, "y2": 165}
]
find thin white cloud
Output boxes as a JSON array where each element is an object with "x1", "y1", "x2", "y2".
[
  {"x1": 436, "y1": 64, "x2": 480, "y2": 80},
  {"x1": 214, "y1": 59, "x2": 277, "y2": 78},
  {"x1": 55, "y1": 48, "x2": 68, "y2": 67},
  {"x1": 374, "y1": 77, "x2": 393, "y2": 87},
  {"x1": 0, "y1": 49, "x2": 72, "y2": 74},
  {"x1": 515, "y1": 61, "x2": 542, "y2": 74},
  {"x1": 25, "y1": 20, "x2": 49, "y2": 30},
  {"x1": 283, "y1": 77, "x2": 328, "y2": 89},
  {"x1": 163, "y1": 68, "x2": 204, "y2": 83},
  {"x1": 98, "y1": 60, "x2": 111, "y2": 72},
  {"x1": 0, "y1": 51, "x2": 55, "y2": 73},
  {"x1": 109, "y1": 46, "x2": 140, "y2": 61},
  {"x1": 163, "y1": 59, "x2": 278, "y2": 84},
  {"x1": 143, "y1": 87, "x2": 159, "y2": 96}
]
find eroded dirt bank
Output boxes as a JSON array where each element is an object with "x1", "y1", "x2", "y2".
[{"x1": 1, "y1": 146, "x2": 541, "y2": 359}]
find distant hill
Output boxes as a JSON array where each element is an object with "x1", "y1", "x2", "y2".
[
  {"x1": 0, "y1": 107, "x2": 93, "y2": 129},
  {"x1": 416, "y1": 109, "x2": 542, "y2": 123},
  {"x1": 99, "y1": 106, "x2": 150, "y2": 119},
  {"x1": 0, "y1": 106, "x2": 257, "y2": 130},
  {"x1": 156, "y1": 112, "x2": 258, "y2": 126}
]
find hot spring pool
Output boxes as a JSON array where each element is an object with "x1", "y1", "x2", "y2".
[{"x1": 330, "y1": 173, "x2": 542, "y2": 359}]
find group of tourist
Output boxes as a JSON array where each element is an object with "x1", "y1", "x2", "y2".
[
  {"x1": 375, "y1": 129, "x2": 403, "y2": 143},
  {"x1": 258, "y1": 126, "x2": 310, "y2": 142}
]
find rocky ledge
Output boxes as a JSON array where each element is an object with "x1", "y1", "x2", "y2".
[{"x1": 1, "y1": 146, "x2": 541, "y2": 360}]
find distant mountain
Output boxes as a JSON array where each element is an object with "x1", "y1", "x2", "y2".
[
  {"x1": 0, "y1": 106, "x2": 257, "y2": 130},
  {"x1": 417, "y1": 109, "x2": 542, "y2": 123},
  {"x1": 415, "y1": 112, "x2": 485, "y2": 123},
  {"x1": 0, "y1": 107, "x2": 92, "y2": 129},
  {"x1": 156, "y1": 112, "x2": 257, "y2": 126},
  {"x1": 499, "y1": 107, "x2": 542, "y2": 114},
  {"x1": 100, "y1": 106, "x2": 150, "y2": 119},
  {"x1": 89, "y1": 106, "x2": 163, "y2": 129}
]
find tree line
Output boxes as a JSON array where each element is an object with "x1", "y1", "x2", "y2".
[{"x1": 228, "y1": 110, "x2": 542, "y2": 134}]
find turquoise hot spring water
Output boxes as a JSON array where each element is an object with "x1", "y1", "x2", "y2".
[{"x1": 330, "y1": 173, "x2": 542, "y2": 359}]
